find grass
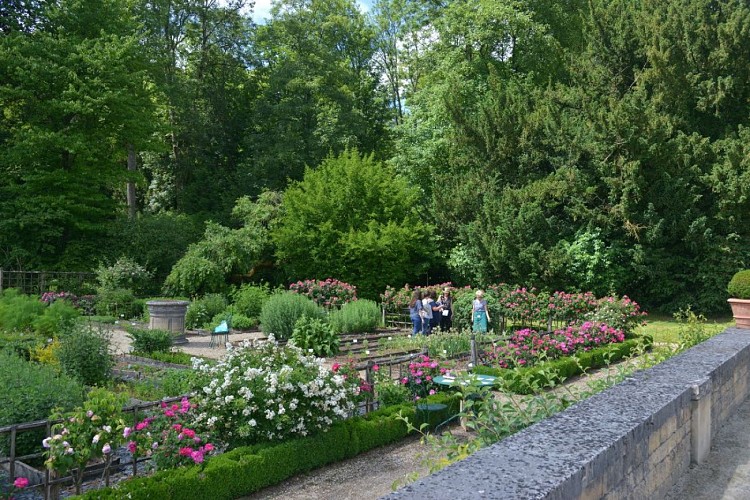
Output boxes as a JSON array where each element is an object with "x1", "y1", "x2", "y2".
[{"x1": 637, "y1": 313, "x2": 734, "y2": 344}]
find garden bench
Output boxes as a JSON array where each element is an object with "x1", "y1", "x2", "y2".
[{"x1": 210, "y1": 313, "x2": 232, "y2": 348}]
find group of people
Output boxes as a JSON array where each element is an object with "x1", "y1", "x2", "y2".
[{"x1": 407, "y1": 288, "x2": 490, "y2": 335}]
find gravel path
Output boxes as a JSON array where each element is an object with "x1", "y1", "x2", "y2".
[{"x1": 108, "y1": 324, "x2": 268, "y2": 360}]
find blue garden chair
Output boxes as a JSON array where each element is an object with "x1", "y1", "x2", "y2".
[{"x1": 210, "y1": 313, "x2": 232, "y2": 348}]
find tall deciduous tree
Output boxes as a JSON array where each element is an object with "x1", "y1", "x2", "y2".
[
  {"x1": 0, "y1": 0, "x2": 158, "y2": 268},
  {"x1": 244, "y1": 0, "x2": 390, "y2": 190}
]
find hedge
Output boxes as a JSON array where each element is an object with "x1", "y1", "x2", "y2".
[
  {"x1": 473, "y1": 336, "x2": 652, "y2": 395},
  {"x1": 76, "y1": 393, "x2": 460, "y2": 499}
]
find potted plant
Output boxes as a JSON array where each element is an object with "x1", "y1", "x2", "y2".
[{"x1": 728, "y1": 270, "x2": 750, "y2": 329}]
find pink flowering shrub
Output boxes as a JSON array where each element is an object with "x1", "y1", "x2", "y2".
[
  {"x1": 400, "y1": 355, "x2": 447, "y2": 400},
  {"x1": 125, "y1": 397, "x2": 215, "y2": 470},
  {"x1": 41, "y1": 291, "x2": 78, "y2": 306},
  {"x1": 1, "y1": 476, "x2": 29, "y2": 500},
  {"x1": 547, "y1": 291, "x2": 599, "y2": 321},
  {"x1": 289, "y1": 278, "x2": 357, "y2": 308},
  {"x1": 489, "y1": 322, "x2": 626, "y2": 369},
  {"x1": 332, "y1": 360, "x2": 373, "y2": 405},
  {"x1": 497, "y1": 287, "x2": 543, "y2": 324},
  {"x1": 587, "y1": 295, "x2": 647, "y2": 334}
]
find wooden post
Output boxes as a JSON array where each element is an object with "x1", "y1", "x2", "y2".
[
  {"x1": 9, "y1": 425, "x2": 16, "y2": 481},
  {"x1": 470, "y1": 334, "x2": 477, "y2": 369}
]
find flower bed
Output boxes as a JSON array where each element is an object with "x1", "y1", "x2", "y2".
[
  {"x1": 488, "y1": 322, "x2": 626, "y2": 369},
  {"x1": 474, "y1": 336, "x2": 651, "y2": 394},
  {"x1": 76, "y1": 393, "x2": 460, "y2": 500}
]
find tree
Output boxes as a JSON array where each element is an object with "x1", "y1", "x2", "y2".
[
  {"x1": 164, "y1": 191, "x2": 282, "y2": 297},
  {"x1": 244, "y1": 0, "x2": 391, "y2": 190},
  {"x1": 0, "y1": 0, "x2": 158, "y2": 269},
  {"x1": 273, "y1": 150, "x2": 433, "y2": 299}
]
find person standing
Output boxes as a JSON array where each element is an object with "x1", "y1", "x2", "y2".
[
  {"x1": 408, "y1": 290, "x2": 424, "y2": 335},
  {"x1": 438, "y1": 288, "x2": 453, "y2": 332},
  {"x1": 472, "y1": 290, "x2": 490, "y2": 333},
  {"x1": 421, "y1": 291, "x2": 435, "y2": 335}
]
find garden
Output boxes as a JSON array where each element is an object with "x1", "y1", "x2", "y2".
[{"x1": 1, "y1": 262, "x2": 738, "y2": 500}]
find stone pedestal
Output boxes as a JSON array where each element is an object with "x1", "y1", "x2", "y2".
[{"x1": 147, "y1": 300, "x2": 190, "y2": 345}]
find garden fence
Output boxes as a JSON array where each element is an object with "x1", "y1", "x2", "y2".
[
  {"x1": 0, "y1": 395, "x2": 187, "y2": 500},
  {"x1": 0, "y1": 270, "x2": 95, "y2": 297}
]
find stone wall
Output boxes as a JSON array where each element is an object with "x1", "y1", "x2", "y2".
[{"x1": 388, "y1": 327, "x2": 750, "y2": 499}]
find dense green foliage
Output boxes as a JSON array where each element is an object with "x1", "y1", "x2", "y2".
[
  {"x1": 127, "y1": 327, "x2": 173, "y2": 354},
  {"x1": 231, "y1": 283, "x2": 272, "y2": 320},
  {"x1": 0, "y1": 289, "x2": 46, "y2": 333},
  {"x1": 57, "y1": 324, "x2": 114, "y2": 386},
  {"x1": 259, "y1": 292, "x2": 325, "y2": 340},
  {"x1": 0, "y1": 352, "x2": 85, "y2": 457},
  {"x1": 184, "y1": 294, "x2": 228, "y2": 330},
  {"x1": 328, "y1": 299, "x2": 382, "y2": 334},
  {"x1": 291, "y1": 315, "x2": 339, "y2": 357},
  {"x1": 728, "y1": 270, "x2": 750, "y2": 300},
  {"x1": 2, "y1": 0, "x2": 749, "y2": 313},
  {"x1": 273, "y1": 150, "x2": 432, "y2": 300}
]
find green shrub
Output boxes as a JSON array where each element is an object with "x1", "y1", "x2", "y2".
[
  {"x1": 129, "y1": 350, "x2": 193, "y2": 365},
  {"x1": 96, "y1": 256, "x2": 153, "y2": 296},
  {"x1": 0, "y1": 351, "x2": 84, "y2": 458},
  {"x1": 58, "y1": 324, "x2": 114, "y2": 386},
  {"x1": 127, "y1": 327, "x2": 173, "y2": 354},
  {"x1": 231, "y1": 284, "x2": 271, "y2": 319},
  {"x1": 230, "y1": 313, "x2": 256, "y2": 330},
  {"x1": 33, "y1": 299, "x2": 80, "y2": 337},
  {"x1": 0, "y1": 331, "x2": 44, "y2": 360},
  {"x1": 328, "y1": 299, "x2": 381, "y2": 334},
  {"x1": 95, "y1": 288, "x2": 141, "y2": 319},
  {"x1": 728, "y1": 270, "x2": 750, "y2": 299},
  {"x1": 259, "y1": 292, "x2": 325, "y2": 340},
  {"x1": 0, "y1": 289, "x2": 46, "y2": 333},
  {"x1": 292, "y1": 315, "x2": 339, "y2": 356},
  {"x1": 185, "y1": 294, "x2": 228, "y2": 329}
]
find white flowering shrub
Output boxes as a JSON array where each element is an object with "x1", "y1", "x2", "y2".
[{"x1": 191, "y1": 339, "x2": 359, "y2": 447}]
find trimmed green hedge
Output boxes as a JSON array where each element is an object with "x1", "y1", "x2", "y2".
[
  {"x1": 473, "y1": 336, "x2": 651, "y2": 395},
  {"x1": 76, "y1": 393, "x2": 460, "y2": 499}
]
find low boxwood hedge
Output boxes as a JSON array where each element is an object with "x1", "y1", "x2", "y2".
[
  {"x1": 76, "y1": 393, "x2": 460, "y2": 499},
  {"x1": 473, "y1": 336, "x2": 651, "y2": 394}
]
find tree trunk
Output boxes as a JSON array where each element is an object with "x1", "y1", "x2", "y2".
[{"x1": 126, "y1": 143, "x2": 137, "y2": 219}]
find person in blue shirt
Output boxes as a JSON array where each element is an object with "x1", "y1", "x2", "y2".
[{"x1": 408, "y1": 290, "x2": 424, "y2": 335}]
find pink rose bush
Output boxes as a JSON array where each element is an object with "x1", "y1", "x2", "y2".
[
  {"x1": 126, "y1": 397, "x2": 215, "y2": 470},
  {"x1": 489, "y1": 322, "x2": 626, "y2": 369},
  {"x1": 1, "y1": 476, "x2": 29, "y2": 500},
  {"x1": 400, "y1": 355, "x2": 446, "y2": 400},
  {"x1": 289, "y1": 278, "x2": 357, "y2": 308}
]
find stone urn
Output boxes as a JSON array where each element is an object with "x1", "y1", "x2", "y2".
[
  {"x1": 146, "y1": 300, "x2": 190, "y2": 345},
  {"x1": 728, "y1": 299, "x2": 750, "y2": 329}
]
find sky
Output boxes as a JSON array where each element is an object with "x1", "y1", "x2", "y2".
[{"x1": 252, "y1": 0, "x2": 376, "y2": 23}]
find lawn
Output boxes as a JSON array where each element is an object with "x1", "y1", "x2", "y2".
[{"x1": 637, "y1": 314, "x2": 735, "y2": 344}]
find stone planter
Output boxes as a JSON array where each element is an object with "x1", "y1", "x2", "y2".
[
  {"x1": 146, "y1": 300, "x2": 190, "y2": 345},
  {"x1": 728, "y1": 298, "x2": 750, "y2": 329}
]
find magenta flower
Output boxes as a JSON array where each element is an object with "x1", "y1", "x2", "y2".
[{"x1": 14, "y1": 477, "x2": 29, "y2": 488}]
